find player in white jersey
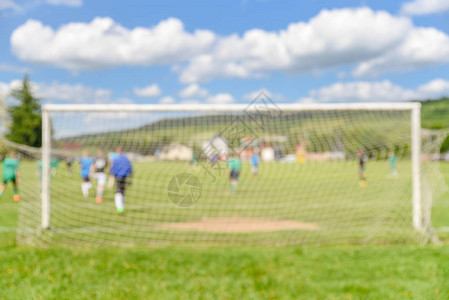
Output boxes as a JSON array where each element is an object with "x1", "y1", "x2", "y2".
[{"x1": 94, "y1": 149, "x2": 108, "y2": 203}]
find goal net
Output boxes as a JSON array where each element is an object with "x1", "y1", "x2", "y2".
[{"x1": 13, "y1": 101, "x2": 447, "y2": 246}]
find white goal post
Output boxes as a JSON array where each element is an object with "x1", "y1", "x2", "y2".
[{"x1": 41, "y1": 102, "x2": 424, "y2": 237}]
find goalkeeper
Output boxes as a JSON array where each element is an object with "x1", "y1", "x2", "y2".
[
  {"x1": 110, "y1": 147, "x2": 133, "y2": 215},
  {"x1": 227, "y1": 152, "x2": 242, "y2": 194},
  {"x1": 0, "y1": 152, "x2": 20, "y2": 202}
]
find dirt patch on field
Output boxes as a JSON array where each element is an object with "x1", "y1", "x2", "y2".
[{"x1": 159, "y1": 217, "x2": 319, "y2": 233}]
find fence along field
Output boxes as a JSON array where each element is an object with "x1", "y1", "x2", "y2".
[{"x1": 11, "y1": 104, "x2": 447, "y2": 246}]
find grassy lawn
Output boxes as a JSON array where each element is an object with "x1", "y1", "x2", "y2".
[
  {"x1": 1, "y1": 160, "x2": 449, "y2": 299},
  {"x1": 1, "y1": 245, "x2": 449, "y2": 299}
]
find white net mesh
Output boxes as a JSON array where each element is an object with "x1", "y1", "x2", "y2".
[{"x1": 11, "y1": 103, "x2": 447, "y2": 246}]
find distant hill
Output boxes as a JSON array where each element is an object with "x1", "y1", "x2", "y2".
[
  {"x1": 55, "y1": 110, "x2": 412, "y2": 158},
  {"x1": 420, "y1": 97, "x2": 449, "y2": 129},
  {"x1": 51, "y1": 98, "x2": 449, "y2": 154},
  {"x1": 420, "y1": 97, "x2": 449, "y2": 152}
]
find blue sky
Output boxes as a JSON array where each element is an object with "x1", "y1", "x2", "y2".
[{"x1": 1, "y1": 0, "x2": 449, "y2": 106}]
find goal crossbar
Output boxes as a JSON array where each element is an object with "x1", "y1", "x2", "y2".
[{"x1": 42, "y1": 102, "x2": 421, "y2": 112}]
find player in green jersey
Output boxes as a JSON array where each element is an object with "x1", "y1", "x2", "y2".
[
  {"x1": 389, "y1": 151, "x2": 398, "y2": 176},
  {"x1": 0, "y1": 152, "x2": 20, "y2": 202},
  {"x1": 227, "y1": 153, "x2": 242, "y2": 194}
]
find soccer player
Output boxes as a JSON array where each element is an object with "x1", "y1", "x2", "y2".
[
  {"x1": 50, "y1": 157, "x2": 59, "y2": 178},
  {"x1": 358, "y1": 149, "x2": 367, "y2": 186},
  {"x1": 66, "y1": 157, "x2": 73, "y2": 175},
  {"x1": 94, "y1": 149, "x2": 108, "y2": 203},
  {"x1": 190, "y1": 153, "x2": 197, "y2": 166},
  {"x1": 251, "y1": 148, "x2": 260, "y2": 177},
  {"x1": 110, "y1": 147, "x2": 133, "y2": 215},
  {"x1": 0, "y1": 152, "x2": 20, "y2": 202},
  {"x1": 80, "y1": 151, "x2": 94, "y2": 197},
  {"x1": 389, "y1": 151, "x2": 398, "y2": 176},
  {"x1": 227, "y1": 153, "x2": 242, "y2": 194},
  {"x1": 37, "y1": 159, "x2": 54, "y2": 181}
]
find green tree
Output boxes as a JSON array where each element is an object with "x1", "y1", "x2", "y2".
[{"x1": 6, "y1": 75, "x2": 42, "y2": 147}]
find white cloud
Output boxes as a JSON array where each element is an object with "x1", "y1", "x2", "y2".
[
  {"x1": 353, "y1": 27, "x2": 449, "y2": 77},
  {"x1": 0, "y1": 82, "x2": 11, "y2": 98},
  {"x1": 133, "y1": 84, "x2": 161, "y2": 98},
  {"x1": 299, "y1": 79, "x2": 449, "y2": 103},
  {"x1": 206, "y1": 93, "x2": 235, "y2": 104},
  {"x1": 180, "y1": 8, "x2": 412, "y2": 82},
  {"x1": 0, "y1": 80, "x2": 24, "y2": 98},
  {"x1": 0, "y1": 80, "x2": 112, "y2": 103},
  {"x1": 243, "y1": 88, "x2": 285, "y2": 101},
  {"x1": 179, "y1": 83, "x2": 208, "y2": 98},
  {"x1": 401, "y1": 0, "x2": 449, "y2": 15},
  {"x1": 46, "y1": 0, "x2": 82, "y2": 7},
  {"x1": 36, "y1": 82, "x2": 112, "y2": 103},
  {"x1": 11, "y1": 17, "x2": 215, "y2": 71},
  {"x1": 417, "y1": 78, "x2": 449, "y2": 96},
  {"x1": 10, "y1": 7, "x2": 449, "y2": 80},
  {"x1": 309, "y1": 80, "x2": 419, "y2": 102},
  {"x1": 0, "y1": 0, "x2": 19, "y2": 11},
  {"x1": 179, "y1": 54, "x2": 252, "y2": 83},
  {"x1": 159, "y1": 96, "x2": 175, "y2": 104},
  {"x1": 0, "y1": 63, "x2": 29, "y2": 73}
]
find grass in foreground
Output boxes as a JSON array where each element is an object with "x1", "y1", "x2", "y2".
[{"x1": 1, "y1": 245, "x2": 449, "y2": 299}]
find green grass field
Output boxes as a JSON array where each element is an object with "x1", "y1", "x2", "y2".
[
  {"x1": 1, "y1": 160, "x2": 449, "y2": 299},
  {"x1": 12, "y1": 159, "x2": 431, "y2": 246}
]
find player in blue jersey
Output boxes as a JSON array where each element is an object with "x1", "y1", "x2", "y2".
[
  {"x1": 110, "y1": 147, "x2": 133, "y2": 215},
  {"x1": 251, "y1": 148, "x2": 260, "y2": 177},
  {"x1": 80, "y1": 151, "x2": 94, "y2": 197}
]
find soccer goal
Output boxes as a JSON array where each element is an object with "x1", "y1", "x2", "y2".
[{"x1": 15, "y1": 100, "x2": 446, "y2": 246}]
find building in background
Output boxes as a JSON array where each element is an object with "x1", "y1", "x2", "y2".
[{"x1": 160, "y1": 143, "x2": 193, "y2": 161}]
